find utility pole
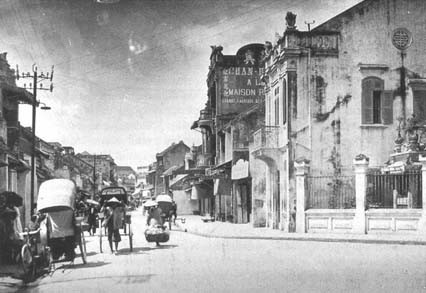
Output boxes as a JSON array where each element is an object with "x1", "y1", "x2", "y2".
[
  {"x1": 16, "y1": 64, "x2": 54, "y2": 216},
  {"x1": 93, "y1": 154, "x2": 96, "y2": 199}
]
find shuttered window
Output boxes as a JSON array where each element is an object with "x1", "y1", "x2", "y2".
[
  {"x1": 274, "y1": 86, "x2": 279, "y2": 125},
  {"x1": 361, "y1": 77, "x2": 392, "y2": 124},
  {"x1": 282, "y1": 79, "x2": 287, "y2": 125}
]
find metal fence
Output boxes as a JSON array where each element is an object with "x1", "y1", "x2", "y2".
[
  {"x1": 366, "y1": 170, "x2": 422, "y2": 209},
  {"x1": 307, "y1": 174, "x2": 356, "y2": 209}
]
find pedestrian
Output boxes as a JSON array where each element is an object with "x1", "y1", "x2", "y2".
[
  {"x1": 146, "y1": 203, "x2": 163, "y2": 228},
  {"x1": 87, "y1": 206, "x2": 98, "y2": 235},
  {"x1": 102, "y1": 197, "x2": 123, "y2": 254}
]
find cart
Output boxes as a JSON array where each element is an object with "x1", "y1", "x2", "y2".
[
  {"x1": 98, "y1": 187, "x2": 133, "y2": 253},
  {"x1": 28, "y1": 179, "x2": 87, "y2": 278},
  {"x1": 156, "y1": 194, "x2": 176, "y2": 230}
]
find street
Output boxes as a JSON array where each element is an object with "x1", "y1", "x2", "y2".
[{"x1": 12, "y1": 208, "x2": 426, "y2": 293}]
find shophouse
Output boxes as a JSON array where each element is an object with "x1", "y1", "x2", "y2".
[
  {"x1": 77, "y1": 152, "x2": 117, "y2": 189},
  {"x1": 252, "y1": 0, "x2": 426, "y2": 232},
  {"x1": 153, "y1": 141, "x2": 189, "y2": 196},
  {"x1": 192, "y1": 43, "x2": 265, "y2": 222},
  {"x1": 116, "y1": 166, "x2": 137, "y2": 194}
]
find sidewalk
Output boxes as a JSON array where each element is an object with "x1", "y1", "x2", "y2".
[
  {"x1": 175, "y1": 215, "x2": 426, "y2": 245},
  {"x1": 0, "y1": 264, "x2": 24, "y2": 292}
]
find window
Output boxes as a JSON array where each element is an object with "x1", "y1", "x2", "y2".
[
  {"x1": 361, "y1": 77, "x2": 392, "y2": 124},
  {"x1": 274, "y1": 86, "x2": 279, "y2": 125},
  {"x1": 282, "y1": 79, "x2": 287, "y2": 125}
]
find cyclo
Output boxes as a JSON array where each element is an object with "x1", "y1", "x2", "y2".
[
  {"x1": 21, "y1": 179, "x2": 87, "y2": 278},
  {"x1": 98, "y1": 187, "x2": 133, "y2": 252}
]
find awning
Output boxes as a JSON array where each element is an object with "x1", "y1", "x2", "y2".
[
  {"x1": 8, "y1": 157, "x2": 30, "y2": 172},
  {"x1": 213, "y1": 159, "x2": 232, "y2": 170},
  {"x1": 162, "y1": 165, "x2": 180, "y2": 177},
  {"x1": 169, "y1": 174, "x2": 189, "y2": 189},
  {"x1": 132, "y1": 188, "x2": 142, "y2": 196}
]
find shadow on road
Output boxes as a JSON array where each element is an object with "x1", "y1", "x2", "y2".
[
  {"x1": 55, "y1": 261, "x2": 110, "y2": 271},
  {"x1": 117, "y1": 244, "x2": 178, "y2": 255}
]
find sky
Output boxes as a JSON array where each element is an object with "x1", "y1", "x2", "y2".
[{"x1": 0, "y1": 0, "x2": 362, "y2": 169}]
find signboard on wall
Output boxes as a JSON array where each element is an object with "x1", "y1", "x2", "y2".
[
  {"x1": 232, "y1": 151, "x2": 249, "y2": 180},
  {"x1": 219, "y1": 44, "x2": 265, "y2": 115}
]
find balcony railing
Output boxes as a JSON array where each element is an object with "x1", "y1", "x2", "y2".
[
  {"x1": 199, "y1": 109, "x2": 212, "y2": 121},
  {"x1": 252, "y1": 126, "x2": 279, "y2": 150},
  {"x1": 196, "y1": 153, "x2": 214, "y2": 167},
  {"x1": 233, "y1": 140, "x2": 249, "y2": 150}
]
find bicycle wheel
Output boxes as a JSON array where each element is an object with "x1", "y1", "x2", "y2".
[
  {"x1": 21, "y1": 244, "x2": 35, "y2": 279},
  {"x1": 79, "y1": 231, "x2": 87, "y2": 264},
  {"x1": 128, "y1": 223, "x2": 133, "y2": 252}
]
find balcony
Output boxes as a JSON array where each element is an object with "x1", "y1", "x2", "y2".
[
  {"x1": 196, "y1": 153, "x2": 214, "y2": 167},
  {"x1": 233, "y1": 139, "x2": 249, "y2": 150},
  {"x1": 198, "y1": 109, "x2": 213, "y2": 129},
  {"x1": 252, "y1": 126, "x2": 279, "y2": 151}
]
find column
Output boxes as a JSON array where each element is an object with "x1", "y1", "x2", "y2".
[
  {"x1": 295, "y1": 160, "x2": 309, "y2": 233},
  {"x1": 352, "y1": 155, "x2": 369, "y2": 234},
  {"x1": 418, "y1": 156, "x2": 426, "y2": 233}
]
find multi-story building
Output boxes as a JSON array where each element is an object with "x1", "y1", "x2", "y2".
[
  {"x1": 154, "y1": 141, "x2": 190, "y2": 195},
  {"x1": 252, "y1": 0, "x2": 426, "y2": 231},
  {"x1": 192, "y1": 43, "x2": 265, "y2": 221},
  {"x1": 77, "y1": 152, "x2": 117, "y2": 188},
  {"x1": 116, "y1": 166, "x2": 137, "y2": 194}
]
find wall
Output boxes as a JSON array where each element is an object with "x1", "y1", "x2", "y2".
[
  {"x1": 307, "y1": 0, "x2": 426, "y2": 173},
  {"x1": 172, "y1": 190, "x2": 198, "y2": 215},
  {"x1": 250, "y1": 151, "x2": 267, "y2": 227}
]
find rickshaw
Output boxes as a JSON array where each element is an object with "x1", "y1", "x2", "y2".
[
  {"x1": 98, "y1": 187, "x2": 133, "y2": 252},
  {"x1": 36, "y1": 179, "x2": 87, "y2": 265},
  {"x1": 156, "y1": 194, "x2": 176, "y2": 230}
]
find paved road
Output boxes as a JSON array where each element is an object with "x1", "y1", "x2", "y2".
[{"x1": 15, "y1": 209, "x2": 426, "y2": 293}]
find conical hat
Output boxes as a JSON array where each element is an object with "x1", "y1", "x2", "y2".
[{"x1": 107, "y1": 197, "x2": 120, "y2": 204}]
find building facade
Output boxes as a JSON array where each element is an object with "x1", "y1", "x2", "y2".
[
  {"x1": 252, "y1": 0, "x2": 426, "y2": 231},
  {"x1": 193, "y1": 44, "x2": 266, "y2": 221}
]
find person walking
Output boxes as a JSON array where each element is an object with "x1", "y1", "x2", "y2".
[{"x1": 102, "y1": 197, "x2": 123, "y2": 254}]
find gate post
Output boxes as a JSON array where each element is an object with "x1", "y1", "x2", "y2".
[
  {"x1": 352, "y1": 154, "x2": 369, "y2": 234},
  {"x1": 417, "y1": 156, "x2": 426, "y2": 233},
  {"x1": 295, "y1": 160, "x2": 309, "y2": 233}
]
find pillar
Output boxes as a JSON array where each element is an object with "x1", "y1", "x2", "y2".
[
  {"x1": 352, "y1": 155, "x2": 369, "y2": 234},
  {"x1": 295, "y1": 160, "x2": 309, "y2": 233},
  {"x1": 417, "y1": 156, "x2": 426, "y2": 233}
]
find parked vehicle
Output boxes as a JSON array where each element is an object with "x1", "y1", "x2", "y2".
[{"x1": 22, "y1": 179, "x2": 88, "y2": 280}]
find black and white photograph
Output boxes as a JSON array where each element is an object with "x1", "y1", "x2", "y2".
[{"x1": 1, "y1": 0, "x2": 426, "y2": 292}]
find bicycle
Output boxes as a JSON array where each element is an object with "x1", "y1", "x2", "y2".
[{"x1": 20, "y1": 228, "x2": 52, "y2": 280}]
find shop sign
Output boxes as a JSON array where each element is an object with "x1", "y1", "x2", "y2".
[
  {"x1": 231, "y1": 158, "x2": 249, "y2": 180},
  {"x1": 219, "y1": 48, "x2": 265, "y2": 115}
]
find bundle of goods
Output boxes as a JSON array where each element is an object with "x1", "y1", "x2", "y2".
[{"x1": 144, "y1": 226, "x2": 170, "y2": 243}]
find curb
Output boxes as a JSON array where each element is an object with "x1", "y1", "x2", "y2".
[{"x1": 174, "y1": 223, "x2": 426, "y2": 246}]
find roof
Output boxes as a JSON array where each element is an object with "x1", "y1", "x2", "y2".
[
  {"x1": 116, "y1": 166, "x2": 136, "y2": 173},
  {"x1": 162, "y1": 165, "x2": 183, "y2": 177},
  {"x1": 156, "y1": 141, "x2": 190, "y2": 157},
  {"x1": 312, "y1": 0, "x2": 369, "y2": 32},
  {"x1": 1, "y1": 82, "x2": 34, "y2": 105},
  {"x1": 169, "y1": 174, "x2": 189, "y2": 189}
]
